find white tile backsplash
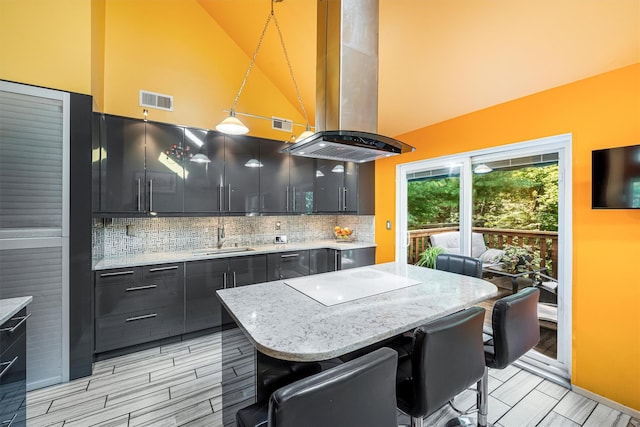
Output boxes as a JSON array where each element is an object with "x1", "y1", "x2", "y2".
[{"x1": 94, "y1": 215, "x2": 374, "y2": 260}]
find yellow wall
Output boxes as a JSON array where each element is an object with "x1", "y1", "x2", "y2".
[
  {"x1": 0, "y1": 0, "x2": 92, "y2": 94},
  {"x1": 102, "y1": 0, "x2": 306, "y2": 139},
  {"x1": 375, "y1": 63, "x2": 640, "y2": 410},
  {"x1": 92, "y1": 0, "x2": 106, "y2": 111}
]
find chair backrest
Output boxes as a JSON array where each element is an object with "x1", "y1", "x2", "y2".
[
  {"x1": 486, "y1": 287, "x2": 540, "y2": 369},
  {"x1": 407, "y1": 307, "x2": 486, "y2": 419},
  {"x1": 435, "y1": 253, "x2": 483, "y2": 278},
  {"x1": 268, "y1": 347, "x2": 398, "y2": 427}
]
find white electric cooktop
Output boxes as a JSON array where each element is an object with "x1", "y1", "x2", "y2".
[{"x1": 284, "y1": 267, "x2": 421, "y2": 306}]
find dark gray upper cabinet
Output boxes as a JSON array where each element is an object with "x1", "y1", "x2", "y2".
[
  {"x1": 98, "y1": 114, "x2": 146, "y2": 213},
  {"x1": 259, "y1": 139, "x2": 290, "y2": 213},
  {"x1": 289, "y1": 155, "x2": 315, "y2": 213},
  {"x1": 223, "y1": 135, "x2": 261, "y2": 214},
  {"x1": 315, "y1": 159, "x2": 357, "y2": 213},
  {"x1": 184, "y1": 128, "x2": 224, "y2": 213},
  {"x1": 145, "y1": 122, "x2": 185, "y2": 213}
]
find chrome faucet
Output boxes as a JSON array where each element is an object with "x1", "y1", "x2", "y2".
[{"x1": 216, "y1": 225, "x2": 225, "y2": 249}]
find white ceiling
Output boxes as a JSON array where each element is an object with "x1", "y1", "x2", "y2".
[{"x1": 200, "y1": 0, "x2": 640, "y2": 137}]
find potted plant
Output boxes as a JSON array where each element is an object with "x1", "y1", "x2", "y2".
[
  {"x1": 416, "y1": 246, "x2": 446, "y2": 269},
  {"x1": 500, "y1": 244, "x2": 541, "y2": 274}
]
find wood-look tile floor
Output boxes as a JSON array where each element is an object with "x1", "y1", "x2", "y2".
[{"x1": 27, "y1": 329, "x2": 639, "y2": 427}]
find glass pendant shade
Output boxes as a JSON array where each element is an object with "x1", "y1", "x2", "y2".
[
  {"x1": 190, "y1": 153, "x2": 211, "y2": 163},
  {"x1": 295, "y1": 129, "x2": 314, "y2": 142},
  {"x1": 216, "y1": 114, "x2": 249, "y2": 135}
]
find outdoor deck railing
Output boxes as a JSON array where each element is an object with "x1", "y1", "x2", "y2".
[{"x1": 408, "y1": 226, "x2": 559, "y2": 278}]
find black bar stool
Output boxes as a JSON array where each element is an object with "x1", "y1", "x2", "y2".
[
  {"x1": 394, "y1": 307, "x2": 486, "y2": 427},
  {"x1": 435, "y1": 253, "x2": 483, "y2": 278},
  {"x1": 236, "y1": 347, "x2": 398, "y2": 427}
]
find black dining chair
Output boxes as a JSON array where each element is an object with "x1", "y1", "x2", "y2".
[
  {"x1": 236, "y1": 347, "x2": 399, "y2": 427},
  {"x1": 395, "y1": 306, "x2": 486, "y2": 427},
  {"x1": 476, "y1": 287, "x2": 540, "y2": 426},
  {"x1": 435, "y1": 253, "x2": 483, "y2": 278}
]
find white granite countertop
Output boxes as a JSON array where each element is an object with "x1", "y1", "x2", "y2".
[
  {"x1": 0, "y1": 296, "x2": 33, "y2": 325},
  {"x1": 217, "y1": 262, "x2": 498, "y2": 362},
  {"x1": 93, "y1": 240, "x2": 376, "y2": 270}
]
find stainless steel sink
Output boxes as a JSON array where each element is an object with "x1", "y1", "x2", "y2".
[{"x1": 191, "y1": 247, "x2": 255, "y2": 256}]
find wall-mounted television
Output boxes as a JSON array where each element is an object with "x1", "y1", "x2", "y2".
[{"x1": 592, "y1": 144, "x2": 640, "y2": 209}]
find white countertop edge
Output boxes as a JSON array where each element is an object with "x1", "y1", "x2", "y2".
[
  {"x1": 0, "y1": 296, "x2": 33, "y2": 325},
  {"x1": 94, "y1": 240, "x2": 376, "y2": 270}
]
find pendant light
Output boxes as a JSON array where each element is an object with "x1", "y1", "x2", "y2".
[{"x1": 216, "y1": 0, "x2": 311, "y2": 140}]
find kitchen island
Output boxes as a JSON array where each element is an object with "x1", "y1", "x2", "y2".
[{"x1": 216, "y1": 262, "x2": 497, "y2": 425}]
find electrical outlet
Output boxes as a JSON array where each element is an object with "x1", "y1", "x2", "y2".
[
  {"x1": 275, "y1": 221, "x2": 281, "y2": 231},
  {"x1": 274, "y1": 235, "x2": 287, "y2": 244}
]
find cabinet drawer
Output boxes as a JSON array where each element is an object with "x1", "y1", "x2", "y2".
[
  {"x1": 142, "y1": 263, "x2": 183, "y2": 281},
  {"x1": 96, "y1": 268, "x2": 143, "y2": 287},
  {"x1": 95, "y1": 278, "x2": 184, "y2": 317},
  {"x1": 95, "y1": 306, "x2": 184, "y2": 353},
  {"x1": 267, "y1": 251, "x2": 309, "y2": 281},
  {"x1": 0, "y1": 308, "x2": 28, "y2": 352}
]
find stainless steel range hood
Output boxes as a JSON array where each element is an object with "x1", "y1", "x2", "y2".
[{"x1": 282, "y1": 0, "x2": 414, "y2": 163}]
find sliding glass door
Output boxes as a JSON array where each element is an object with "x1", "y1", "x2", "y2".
[{"x1": 397, "y1": 134, "x2": 572, "y2": 384}]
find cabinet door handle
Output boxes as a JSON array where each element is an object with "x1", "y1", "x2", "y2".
[
  {"x1": 149, "y1": 179, "x2": 154, "y2": 211},
  {"x1": 337, "y1": 187, "x2": 342, "y2": 210},
  {"x1": 292, "y1": 186, "x2": 297, "y2": 211},
  {"x1": 0, "y1": 313, "x2": 31, "y2": 333},
  {"x1": 233, "y1": 271, "x2": 237, "y2": 287},
  {"x1": 125, "y1": 313, "x2": 157, "y2": 322},
  {"x1": 1, "y1": 412, "x2": 17, "y2": 427},
  {"x1": 125, "y1": 284, "x2": 157, "y2": 292},
  {"x1": 223, "y1": 272, "x2": 228, "y2": 289},
  {"x1": 335, "y1": 250, "x2": 339, "y2": 270},
  {"x1": 218, "y1": 185, "x2": 223, "y2": 212},
  {"x1": 280, "y1": 253, "x2": 299, "y2": 258},
  {"x1": 342, "y1": 187, "x2": 347, "y2": 210},
  {"x1": 100, "y1": 270, "x2": 135, "y2": 277},
  {"x1": 0, "y1": 356, "x2": 18, "y2": 380},
  {"x1": 148, "y1": 266, "x2": 179, "y2": 272},
  {"x1": 285, "y1": 186, "x2": 290, "y2": 212},
  {"x1": 137, "y1": 178, "x2": 141, "y2": 211},
  {"x1": 227, "y1": 184, "x2": 232, "y2": 210}
]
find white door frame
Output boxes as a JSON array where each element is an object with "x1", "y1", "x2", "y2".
[{"x1": 396, "y1": 133, "x2": 573, "y2": 382}]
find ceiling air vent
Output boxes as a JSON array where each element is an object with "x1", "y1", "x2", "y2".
[
  {"x1": 139, "y1": 90, "x2": 173, "y2": 111},
  {"x1": 271, "y1": 116, "x2": 293, "y2": 132}
]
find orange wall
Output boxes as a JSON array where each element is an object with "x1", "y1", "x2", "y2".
[
  {"x1": 102, "y1": 0, "x2": 306, "y2": 139},
  {"x1": 375, "y1": 63, "x2": 640, "y2": 410},
  {"x1": 0, "y1": 0, "x2": 92, "y2": 94}
]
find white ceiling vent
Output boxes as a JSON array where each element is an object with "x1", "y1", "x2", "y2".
[
  {"x1": 139, "y1": 90, "x2": 173, "y2": 111},
  {"x1": 271, "y1": 116, "x2": 293, "y2": 132}
]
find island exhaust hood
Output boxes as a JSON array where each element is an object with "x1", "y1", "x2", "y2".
[{"x1": 282, "y1": 0, "x2": 414, "y2": 163}]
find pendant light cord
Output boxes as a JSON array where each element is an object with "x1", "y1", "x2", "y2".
[{"x1": 229, "y1": 0, "x2": 310, "y2": 131}]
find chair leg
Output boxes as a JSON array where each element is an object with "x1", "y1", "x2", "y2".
[
  {"x1": 410, "y1": 416, "x2": 424, "y2": 427},
  {"x1": 476, "y1": 367, "x2": 489, "y2": 427}
]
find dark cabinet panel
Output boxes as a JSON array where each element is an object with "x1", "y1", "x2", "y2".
[
  {"x1": 259, "y1": 139, "x2": 290, "y2": 213},
  {"x1": 0, "y1": 308, "x2": 27, "y2": 427},
  {"x1": 229, "y1": 255, "x2": 267, "y2": 287},
  {"x1": 99, "y1": 115, "x2": 146, "y2": 213},
  {"x1": 184, "y1": 258, "x2": 228, "y2": 333},
  {"x1": 184, "y1": 129, "x2": 224, "y2": 213},
  {"x1": 315, "y1": 159, "x2": 345, "y2": 212},
  {"x1": 309, "y1": 248, "x2": 336, "y2": 274},
  {"x1": 290, "y1": 155, "x2": 315, "y2": 213},
  {"x1": 145, "y1": 122, "x2": 185, "y2": 213},
  {"x1": 267, "y1": 251, "x2": 310, "y2": 281},
  {"x1": 343, "y1": 162, "x2": 358, "y2": 213},
  {"x1": 223, "y1": 135, "x2": 261, "y2": 214},
  {"x1": 338, "y1": 247, "x2": 376, "y2": 270}
]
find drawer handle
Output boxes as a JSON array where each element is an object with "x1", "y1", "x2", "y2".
[
  {"x1": 0, "y1": 356, "x2": 18, "y2": 380},
  {"x1": 148, "y1": 266, "x2": 179, "y2": 272},
  {"x1": 125, "y1": 284, "x2": 157, "y2": 292},
  {"x1": 280, "y1": 254, "x2": 299, "y2": 258},
  {"x1": 0, "y1": 313, "x2": 31, "y2": 333},
  {"x1": 100, "y1": 270, "x2": 135, "y2": 277},
  {"x1": 1, "y1": 412, "x2": 17, "y2": 427},
  {"x1": 125, "y1": 313, "x2": 157, "y2": 322}
]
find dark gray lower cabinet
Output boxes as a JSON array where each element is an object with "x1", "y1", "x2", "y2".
[
  {"x1": 185, "y1": 255, "x2": 267, "y2": 333},
  {"x1": 0, "y1": 308, "x2": 27, "y2": 427},
  {"x1": 309, "y1": 248, "x2": 335, "y2": 274},
  {"x1": 95, "y1": 263, "x2": 184, "y2": 353},
  {"x1": 267, "y1": 251, "x2": 310, "y2": 281},
  {"x1": 337, "y1": 247, "x2": 376, "y2": 270}
]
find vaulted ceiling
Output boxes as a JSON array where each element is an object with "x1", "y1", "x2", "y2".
[{"x1": 198, "y1": 0, "x2": 639, "y2": 137}]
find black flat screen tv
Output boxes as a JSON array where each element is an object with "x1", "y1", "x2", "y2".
[{"x1": 592, "y1": 144, "x2": 640, "y2": 209}]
